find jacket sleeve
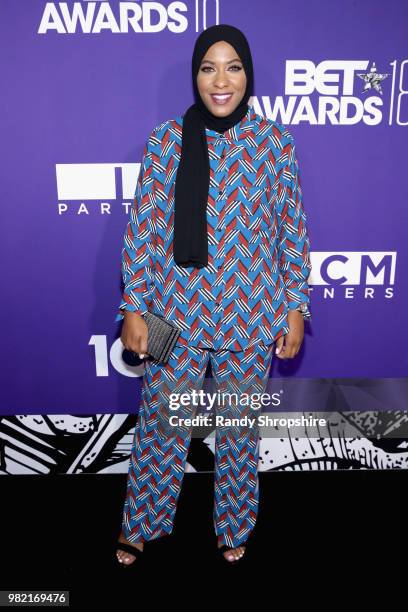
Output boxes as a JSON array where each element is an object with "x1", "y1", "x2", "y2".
[
  {"x1": 277, "y1": 136, "x2": 312, "y2": 320},
  {"x1": 114, "y1": 130, "x2": 157, "y2": 323}
]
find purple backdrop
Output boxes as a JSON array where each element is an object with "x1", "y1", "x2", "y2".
[{"x1": 1, "y1": 0, "x2": 407, "y2": 418}]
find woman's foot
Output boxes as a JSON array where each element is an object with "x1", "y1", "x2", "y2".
[
  {"x1": 116, "y1": 533, "x2": 144, "y2": 565},
  {"x1": 217, "y1": 542, "x2": 246, "y2": 562}
]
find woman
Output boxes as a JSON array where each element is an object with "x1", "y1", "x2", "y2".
[{"x1": 115, "y1": 24, "x2": 312, "y2": 564}]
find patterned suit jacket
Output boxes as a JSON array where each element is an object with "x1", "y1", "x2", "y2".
[{"x1": 115, "y1": 104, "x2": 312, "y2": 352}]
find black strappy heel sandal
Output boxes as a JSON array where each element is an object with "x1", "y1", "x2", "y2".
[
  {"x1": 218, "y1": 541, "x2": 247, "y2": 564},
  {"x1": 116, "y1": 541, "x2": 144, "y2": 567}
]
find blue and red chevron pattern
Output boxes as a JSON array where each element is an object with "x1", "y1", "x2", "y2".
[
  {"x1": 115, "y1": 104, "x2": 312, "y2": 352},
  {"x1": 121, "y1": 340, "x2": 275, "y2": 548}
]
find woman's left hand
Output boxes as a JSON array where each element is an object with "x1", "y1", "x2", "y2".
[{"x1": 275, "y1": 310, "x2": 304, "y2": 359}]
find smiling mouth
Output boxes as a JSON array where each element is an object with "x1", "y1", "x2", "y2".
[{"x1": 210, "y1": 93, "x2": 233, "y2": 105}]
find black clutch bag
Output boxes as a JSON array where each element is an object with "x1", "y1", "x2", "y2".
[{"x1": 133, "y1": 311, "x2": 181, "y2": 365}]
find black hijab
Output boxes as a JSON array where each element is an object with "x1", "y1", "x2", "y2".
[{"x1": 173, "y1": 24, "x2": 254, "y2": 269}]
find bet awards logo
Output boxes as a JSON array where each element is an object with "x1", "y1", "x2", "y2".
[
  {"x1": 251, "y1": 59, "x2": 408, "y2": 126},
  {"x1": 38, "y1": 1, "x2": 220, "y2": 34}
]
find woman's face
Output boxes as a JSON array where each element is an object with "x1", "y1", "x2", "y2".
[{"x1": 196, "y1": 41, "x2": 247, "y2": 117}]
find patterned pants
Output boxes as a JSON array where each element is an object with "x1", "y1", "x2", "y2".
[{"x1": 121, "y1": 341, "x2": 275, "y2": 548}]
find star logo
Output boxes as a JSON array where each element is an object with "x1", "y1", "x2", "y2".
[{"x1": 356, "y1": 61, "x2": 389, "y2": 95}]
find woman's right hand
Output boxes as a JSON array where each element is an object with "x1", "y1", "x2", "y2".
[{"x1": 121, "y1": 311, "x2": 149, "y2": 358}]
